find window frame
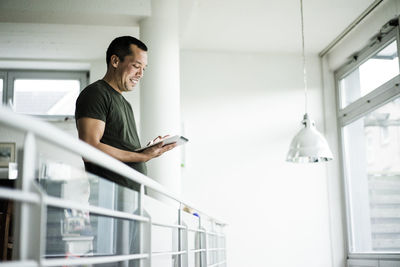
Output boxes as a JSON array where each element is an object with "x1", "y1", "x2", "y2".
[
  {"x1": 1, "y1": 69, "x2": 88, "y2": 120},
  {"x1": 334, "y1": 21, "x2": 400, "y2": 260},
  {"x1": 0, "y1": 71, "x2": 6, "y2": 104},
  {"x1": 336, "y1": 28, "x2": 400, "y2": 124}
]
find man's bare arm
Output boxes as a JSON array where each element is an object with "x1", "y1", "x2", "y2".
[{"x1": 76, "y1": 117, "x2": 176, "y2": 162}]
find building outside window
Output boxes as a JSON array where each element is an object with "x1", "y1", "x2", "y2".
[{"x1": 335, "y1": 21, "x2": 400, "y2": 254}]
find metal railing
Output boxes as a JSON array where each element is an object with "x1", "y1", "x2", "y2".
[{"x1": 0, "y1": 106, "x2": 227, "y2": 267}]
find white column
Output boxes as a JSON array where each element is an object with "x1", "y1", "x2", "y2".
[{"x1": 139, "y1": 0, "x2": 181, "y2": 197}]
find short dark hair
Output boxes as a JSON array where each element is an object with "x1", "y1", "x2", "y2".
[{"x1": 106, "y1": 36, "x2": 148, "y2": 66}]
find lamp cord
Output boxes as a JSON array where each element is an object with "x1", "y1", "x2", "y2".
[{"x1": 300, "y1": 0, "x2": 308, "y2": 114}]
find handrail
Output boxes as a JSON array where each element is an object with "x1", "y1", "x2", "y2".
[
  {"x1": 44, "y1": 194, "x2": 150, "y2": 222},
  {"x1": 0, "y1": 106, "x2": 226, "y2": 225},
  {"x1": 0, "y1": 261, "x2": 38, "y2": 267},
  {"x1": 41, "y1": 253, "x2": 149, "y2": 266},
  {"x1": 0, "y1": 187, "x2": 40, "y2": 204}
]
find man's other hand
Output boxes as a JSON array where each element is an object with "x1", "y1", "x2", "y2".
[{"x1": 142, "y1": 142, "x2": 177, "y2": 161}]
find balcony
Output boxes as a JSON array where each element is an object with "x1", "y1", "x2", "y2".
[{"x1": 0, "y1": 106, "x2": 227, "y2": 267}]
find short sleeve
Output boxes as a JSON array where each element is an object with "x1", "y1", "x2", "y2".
[{"x1": 75, "y1": 85, "x2": 109, "y2": 122}]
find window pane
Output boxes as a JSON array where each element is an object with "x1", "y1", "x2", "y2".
[
  {"x1": 339, "y1": 41, "x2": 399, "y2": 108},
  {"x1": 14, "y1": 79, "x2": 80, "y2": 115},
  {"x1": 0, "y1": 78, "x2": 3, "y2": 104},
  {"x1": 343, "y1": 97, "x2": 400, "y2": 252}
]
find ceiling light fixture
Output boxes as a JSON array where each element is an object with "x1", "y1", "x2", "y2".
[{"x1": 286, "y1": 0, "x2": 333, "y2": 163}]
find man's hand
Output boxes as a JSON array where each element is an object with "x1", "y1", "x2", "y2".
[
  {"x1": 77, "y1": 117, "x2": 148, "y2": 163},
  {"x1": 146, "y1": 135, "x2": 170, "y2": 146},
  {"x1": 142, "y1": 142, "x2": 177, "y2": 162},
  {"x1": 77, "y1": 118, "x2": 176, "y2": 163}
]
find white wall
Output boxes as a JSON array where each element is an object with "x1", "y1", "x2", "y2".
[{"x1": 180, "y1": 50, "x2": 334, "y2": 267}]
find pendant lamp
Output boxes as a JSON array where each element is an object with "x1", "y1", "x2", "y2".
[{"x1": 286, "y1": 0, "x2": 333, "y2": 163}]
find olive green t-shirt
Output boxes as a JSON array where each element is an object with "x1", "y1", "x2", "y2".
[{"x1": 75, "y1": 80, "x2": 147, "y2": 189}]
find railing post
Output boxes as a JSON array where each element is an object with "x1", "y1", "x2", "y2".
[
  {"x1": 178, "y1": 203, "x2": 182, "y2": 267},
  {"x1": 198, "y1": 217, "x2": 208, "y2": 267},
  {"x1": 139, "y1": 185, "x2": 146, "y2": 267},
  {"x1": 13, "y1": 132, "x2": 43, "y2": 262},
  {"x1": 148, "y1": 217, "x2": 152, "y2": 267},
  {"x1": 177, "y1": 203, "x2": 188, "y2": 267},
  {"x1": 117, "y1": 187, "x2": 130, "y2": 267},
  {"x1": 33, "y1": 182, "x2": 47, "y2": 266},
  {"x1": 139, "y1": 184, "x2": 152, "y2": 267},
  {"x1": 185, "y1": 225, "x2": 189, "y2": 267},
  {"x1": 210, "y1": 220, "x2": 215, "y2": 265},
  {"x1": 204, "y1": 228, "x2": 208, "y2": 267},
  {"x1": 139, "y1": 185, "x2": 143, "y2": 267}
]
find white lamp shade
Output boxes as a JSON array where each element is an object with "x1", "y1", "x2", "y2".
[{"x1": 287, "y1": 113, "x2": 333, "y2": 163}]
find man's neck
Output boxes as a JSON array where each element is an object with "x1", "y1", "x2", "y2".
[{"x1": 102, "y1": 72, "x2": 122, "y2": 94}]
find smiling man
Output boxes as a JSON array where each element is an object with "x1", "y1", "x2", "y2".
[{"x1": 75, "y1": 36, "x2": 176, "y2": 188}]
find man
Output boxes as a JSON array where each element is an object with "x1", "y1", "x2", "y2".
[{"x1": 75, "y1": 36, "x2": 176, "y2": 189}]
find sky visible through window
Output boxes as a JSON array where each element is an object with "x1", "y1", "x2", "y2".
[
  {"x1": 360, "y1": 41, "x2": 399, "y2": 96},
  {"x1": 13, "y1": 79, "x2": 80, "y2": 115},
  {"x1": 340, "y1": 41, "x2": 399, "y2": 108}
]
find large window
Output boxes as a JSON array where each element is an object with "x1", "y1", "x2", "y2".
[
  {"x1": 1, "y1": 70, "x2": 88, "y2": 119},
  {"x1": 335, "y1": 23, "x2": 400, "y2": 254}
]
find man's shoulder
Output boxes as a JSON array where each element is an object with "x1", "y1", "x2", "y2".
[
  {"x1": 75, "y1": 80, "x2": 110, "y2": 119},
  {"x1": 83, "y1": 80, "x2": 109, "y2": 93},
  {"x1": 76, "y1": 80, "x2": 109, "y2": 105},
  {"x1": 78, "y1": 80, "x2": 114, "y2": 100}
]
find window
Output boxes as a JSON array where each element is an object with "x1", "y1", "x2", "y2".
[
  {"x1": 0, "y1": 71, "x2": 5, "y2": 104},
  {"x1": 335, "y1": 23, "x2": 400, "y2": 254},
  {"x1": 1, "y1": 70, "x2": 88, "y2": 119},
  {"x1": 339, "y1": 40, "x2": 399, "y2": 109}
]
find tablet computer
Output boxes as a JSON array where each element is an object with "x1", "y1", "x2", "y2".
[{"x1": 135, "y1": 135, "x2": 188, "y2": 152}]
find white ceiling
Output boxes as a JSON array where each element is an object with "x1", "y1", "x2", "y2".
[
  {"x1": 0, "y1": 0, "x2": 375, "y2": 61},
  {"x1": 0, "y1": 23, "x2": 140, "y2": 61},
  {"x1": 179, "y1": 0, "x2": 376, "y2": 53}
]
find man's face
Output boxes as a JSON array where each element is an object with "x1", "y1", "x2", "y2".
[{"x1": 113, "y1": 44, "x2": 148, "y2": 93}]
